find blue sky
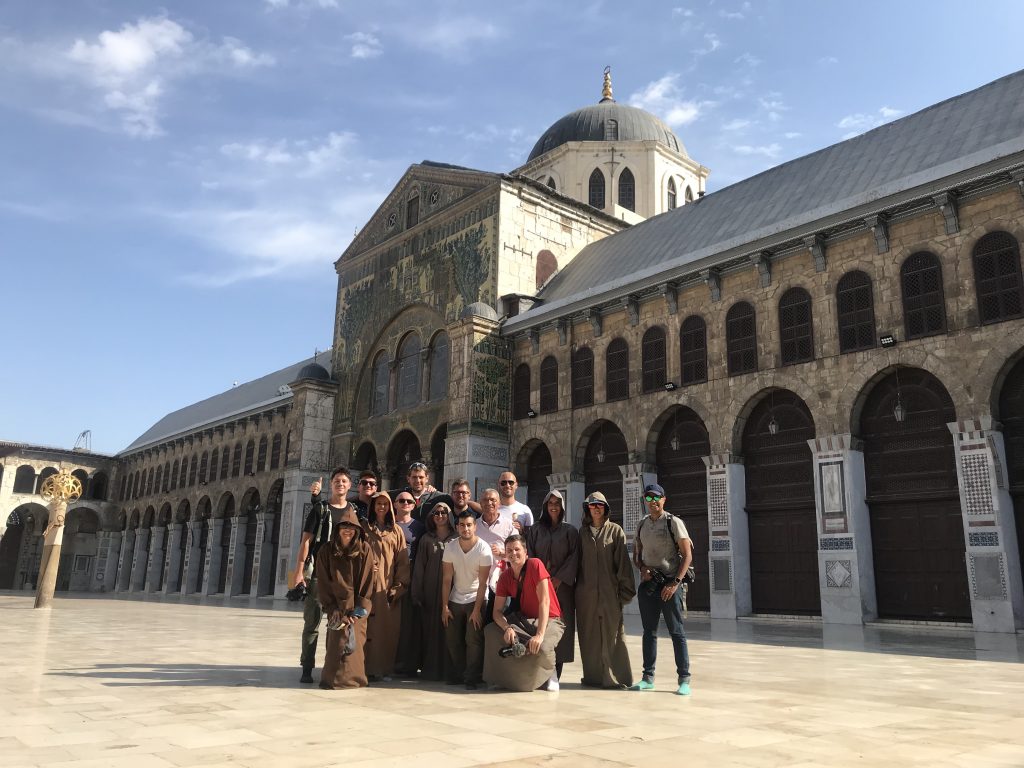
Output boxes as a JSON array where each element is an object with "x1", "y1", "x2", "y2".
[{"x1": 2, "y1": 0, "x2": 1023, "y2": 455}]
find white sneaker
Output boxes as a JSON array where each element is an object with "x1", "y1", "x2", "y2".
[{"x1": 545, "y1": 672, "x2": 559, "y2": 691}]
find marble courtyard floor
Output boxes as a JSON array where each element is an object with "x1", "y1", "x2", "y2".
[{"x1": 2, "y1": 593, "x2": 1024, "y2": 768}]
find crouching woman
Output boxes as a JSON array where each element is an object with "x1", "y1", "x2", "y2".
[
  {"x1": 483, "y1": 534, "x2": 565, "y2": 691},
  {"x1": 316, "y1": 509, "x2": 374, "y2": 689}
]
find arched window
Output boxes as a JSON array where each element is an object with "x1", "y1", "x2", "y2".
[
  {"x1": 684, "y1": 186, "x2": 694, "y2": 203},
  {"x1": 270, "y1": 434, "x2": 282, "y2": 470},
  {"x1": 208, "y1": 452, "x2": 218, "y2": 485},
  {"x1": 198, "y1": 452, "x2": 208, "y2": 483},
  {"x1": 667, "y1": 178, "x2": 677, "y2": 210},
  {"x1": 396, "y1": 333, "x2": 422, "y2": 408},
  {"x1": 145, "y1": 467, "x2": 153, "y2": 495},
  {"x1": 162, "y1": 461, "x2": 170, "y2": 493},
  {"x1": 973, "y1": 231, "x2": 1024, "y2": 324},
  {"x1": 132, "y1": 471, "x2": 141, "y2": 499},
  {"x1": 836, "y1": 271, "x2": 876, "y2": 353},
  {"x1": 231, "y1": 443, "x2": 242, "y2": 477},
  {"x1": 571, "y1": 346, "x2": 594, "y2": 407},
  {"x1": 90, "y1": 471, "x2": 108, "y2": 501},
  {"x1": 406, "y1": 194, "x2": 419, "y2": 228},
  {"x1": 13, "y1": 465, "x2": 34, "y2": 494},
  {"x1": 257, "y1": 437, "x2": 268, "y2": 472},
  {"x1": 178, "y1": 458, "x2": 187, "y2": 488},
  {"x1": 170, "y1": 460, "x2": 179, "y2": 491},
  {"x1": 536, "y1": 250, "x2": 557, "y2": 290},
  {"x1": 188, "y1": 455, "x2": 198, "y2": 487},
  {"x1": 618, "y1": 168, "x2": 635, "y2": 212},
  {"x1": 220, "y1": 447, "x2": 230, "y2": 480},
  {"x1": 370, "y1": 351, "x2": 390, "y2": 416},
  {"x1": 726, "y1": 302, "x2": 757, "y2": 376},
  {"x1": 428, "y1": 332, "x2": 449, "y2": 401},
  {"x1": 901, "y1": 251, "x2": 946, "y2": 339},
  {"x1": 118, "y1": 474, "x2": 127, "y2": 501},
  {"x1": 588, "y1": 168, "x2": 605, "y2": 209},
  {"x1": 546, "y1": 176, "x2": 556, "y2": 190},
  {"x1": 512, "y1": 363, "x2": 531, "y2": 419},
  {"x1": 539, "y1": 356, "x2": 558, "y2": 413},
  {"x1": 605, "y1": 338, "x2": 629, "y2": 401},
  {"x1": 680, "y1": 315, "x2": 707, "y2": 385},
  {"x1": 641, "y1": 326, "x2": 667, "y2": 392},
  {"x1": 243, "y1": 440, "x2": 255, "y2": 475},
  {"x1": 779, "y1": 287, "x2": 814, "y2": 365}
]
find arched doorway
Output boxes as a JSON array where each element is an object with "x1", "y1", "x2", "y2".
[
  {"x1": 0, "y1": 511, "x2": 26, "y2": 589},
  {"x1": 193, "y1": 498, "x2": 211, "y2": 593},
  {"x1": 387, "y1": 430, "x2": 422, "y2": 489},
  {"x1": 655, "y1": 407, "x2": 711, "y2": 612},
  {"x1": 861, "y1": 367, "x2": 969, "y2": 621},
  {"x1": 583, "y1": 421, "x2": 628, "y2": 527},
  {"x1": 216, "y1": 494, "x2": 235, "y2": 594},
  {"x1": 353, "y1": 441, "x2": 378, "y2": 475},
  {"x1": 999, "y1": 354, "x2": 1024, "y2": 586},
  {"x1": 262, "y1": 479, "x2": 284, "y2": 596},
  {"x1": 57, "y1": 507, "x2": 100, "y2": 591},
  {"x1": 175, "y1": 500, "x2": 191, "y2": 593},
  {"x1": 525, "y1": 442, "x2": 553, "y2": 516},
  {"x1": 742, "y1": 390, "x2": 820, "y2": 615},
  {"x1": 241, "y1": 489, "x2": 261, "y2": 595}
]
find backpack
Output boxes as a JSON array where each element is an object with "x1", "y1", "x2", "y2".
[
  {"x1": 637, "y1": 512, "x2": 696, "y2": 584},
  {"x1": 302, "y1": 501, "x2": 334, "y2": 579}
]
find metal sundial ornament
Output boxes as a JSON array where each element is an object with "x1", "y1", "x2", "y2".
[{"x1": 34, "y1": 469, "x2": 83, "y2": 609}]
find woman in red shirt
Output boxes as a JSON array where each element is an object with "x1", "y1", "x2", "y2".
[{"x1": 483, "y1": 534, "x2": 566, "y2": 691}]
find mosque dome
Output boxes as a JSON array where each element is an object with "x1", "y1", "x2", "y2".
[
  {"x1": 295, "y1": 362, "x2": 332, "y2": 382},
  {"x1": 527, "y1": 69, "x2": 685, "y2": 162},
  {"x1": 461, "y1": 302, "x2": 500, "y2": 321}
]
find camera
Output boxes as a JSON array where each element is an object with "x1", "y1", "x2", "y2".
[
  {"x1": 286, "y1": 584, "x2": 308, "y2": 602},
  {"x1": 498, "y1": 641, "x2": 527, "y2": 658}
]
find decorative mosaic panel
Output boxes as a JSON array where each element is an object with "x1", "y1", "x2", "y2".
[
  {"x1": 820, "y1": 461, "x2": 845, "y2": 514},
  {"x1": 968, "y1": 531, "x2": 999, "y2": 547},
  {"x1": 711, "y1": 539, "x2": 731, "y2": 552},
  {"x1": 961, "y1": 453, "x2": 994, "y2": 516},
  {"x1": 709, "y1": 476, "x2": 728, "y2": 528},
  {"x1": 711, "y1": 557, "x2": 732, "y2": 592},
  {"x1": 623, "y1": 481, "x2": 643, "y2": 539},
  {"x1": 819, "y1": 536, "x2": 854, "y2": 551},
  {"x1": 969, "y1": 552, "x2": 1006, "y2": 600},
  {"x1": 825, "y1": 559, "x2": 853, "y2": 588}
]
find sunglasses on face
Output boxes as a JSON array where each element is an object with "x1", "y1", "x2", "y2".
[
  {"x1": 396, "y1": 498, "x2": 415, "y2": 505},
  {"x1": 498, "y1": 480, "x2": 516, "y2": 486},
  {"x1": 644, "y1": 494, "x2": 663, "y2": 503},
  {"x1": 359, "y1": 480, "x2": 377, "y2": 486},
  {"x1": 432, "y1": 509, "x2": 449, "y2": 516}
]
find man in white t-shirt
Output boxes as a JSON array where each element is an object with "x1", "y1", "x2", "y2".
[
  {"x1": 497, "y1": 471, "x2": 534, "y2": 531},
  {"x1": 441, "y1": 510, "x2": 493, "y2": 689}
]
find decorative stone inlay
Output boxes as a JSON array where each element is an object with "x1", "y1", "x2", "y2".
[
  {"x1": 709, "y1": 476, "x2": 728, "y2": 528},
  {"x1": 961, "y1": 453, "x2": 994, "y2": 516},
  {"x1": 968, "y1": 552, "x2": 1007, "y2": 600},
  {"x1": 825, "y1": 559, "x2": 853, "y2": 588},
  {"x1": 819, "y1": 536, "x2": 854, "y2": 550},
  {"x1": 968, "y1": 531, "x2": 999, "y2": 547},
  {"x1": 711, "y1": 538, "x2": 731, "y2": 552}
]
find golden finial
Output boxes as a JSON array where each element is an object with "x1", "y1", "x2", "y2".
[{"x1": 601, "y1": 66, "x2": 614, "y2": 102}]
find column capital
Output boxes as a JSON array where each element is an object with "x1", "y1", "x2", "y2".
[
  {"x1": 702, "y1": 452, "x2": 742, "y2": 468},
  {"x1": 807, "y1": 433, "x2": 863, "y2": 454}
]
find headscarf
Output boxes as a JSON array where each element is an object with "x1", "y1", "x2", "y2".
[
  {"x1": 538, "y1": 488, "x2": 566, "y2": 528},
  {"x1": 368, "y1": 491, "x2": 396, "y2": 529}
]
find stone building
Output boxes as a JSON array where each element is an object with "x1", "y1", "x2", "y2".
[
  {"x1": 503, "y1": 70, "x2": 1024, "y2": 632},
  {"x1": 0, "y1": 353, "x2": 337, "y2": 599}
]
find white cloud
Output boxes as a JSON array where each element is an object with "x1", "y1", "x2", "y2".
[
  {"x1": 264, "y1": 0, "x2": 338, "y2": 8},
  {"x1": 722, "y1": 118, "x2": 751, "y2": 131},
  {"x1": 837, "y1": 106, "x2": 903, "y2": 138},
  {"x1": 758, "y1": 93, "x2": 787, "y2": 121},
  {"x1": 221, "y1": 37, "x2": 275, "y2": 67},
  {"x1": 672, "y1": 7, "x2": 695, "y2": 17},
  {"x1": 346, "y1": 31, "x2": 382, "y2": 59},
  {"x1": 628, "y1": 74, "x2": 710, "y2": 128},
  {"x1": 220, "y1": 131, "x2": 358, "y2": 176},
  {"x1": 406, "y1": 18, "x2": 500, "y2": 56},
  {"x1": 784, "y1": 131, "x2": 802, "y2": 139},
  {"x1": 734, "y1": 52, "x2": 761, "y2": 67},
  {"x1": 693, "y1": 32, "x2": 721, "y2": 55},
  {"x1": 733, "y1": 143, "x2": 781, "y2": 158},
  {"x1": 818, "y1": 56, "x2": 839, "y2": 65}
]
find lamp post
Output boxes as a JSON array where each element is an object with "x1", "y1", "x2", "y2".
[{"x1": 34, "y1": 469, "x2": 83, "y2": 609}]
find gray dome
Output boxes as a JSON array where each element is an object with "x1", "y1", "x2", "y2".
[
  {"x1": 461, "y1": 302, "x2": 499, "y2": 321},
  {"x1": 528, "y1": 101, "x2": 684, "y2": 162},
  {"x1": 295, "y1": 362, "x2": 331, "y2": 382}
]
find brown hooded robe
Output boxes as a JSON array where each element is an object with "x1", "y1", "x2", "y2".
[
  {"x1": 410, "y1": 506, "x2": 456, "y2": 681},
  {"x1": 363, "y1": 493, "x2": 411, "y2": 678}
]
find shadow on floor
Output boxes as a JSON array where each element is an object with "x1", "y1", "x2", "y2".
[{"x1": 48, "y1": 662, "x2": 302, "y2": 688}]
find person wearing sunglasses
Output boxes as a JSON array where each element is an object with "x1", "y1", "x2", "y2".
[
  {"x1": 632, "y1": 483, "x2": 693, "y2": 696},
  {"x1": 576, "y1": 491, "x2": 635, "y2": 689},
  {"x1": 362, "y1": 491, "x2": 411, "y2": 682},
  {"x1": 411, "y1": 500, "x2": 457, "y2": 682},
  {"x1": 496, "y1": 471, "x2": 534, "y2": 531},
  {"x1": 392, "y1": 491, "x2": 426, "y2": 676},
  {"x1": 351, "y1": 470, "x2": 378, "y2": 519}
]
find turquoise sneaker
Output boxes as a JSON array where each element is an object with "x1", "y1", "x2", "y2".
[
  {"x1": 631, "y1": 679, "x2": 655, "y2": 691},
  {"x1": 676, "y1": 681, "x2": 691, "y2": 696}
]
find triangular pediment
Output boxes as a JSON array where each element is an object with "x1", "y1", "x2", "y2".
[{"x1": 340, "y1": 162, "x2": 500, "y2": 262}]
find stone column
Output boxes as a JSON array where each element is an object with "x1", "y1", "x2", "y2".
[
  {"x1": 116, "y1": 530, "x2": 135, "y2": 591},
  {"x1": 162, "y1": 523, "x2": 184, "y2": 594},
  {"x1": 252, "y1": 512, "x2": 271, "y2": 597},
  {"x1": 203, "y1": 518, "x2": 225, "y2": 595},
  {"x1": 145, "y1": 525, "x2": 166, "y2": 592},
  {"x1": 807, "y1": 434, "x2": 878, "y2": 625},
  {"x1": 948, "y1": 417, "x2": 1024, "y2": 633},
  {"x1": 618, "y1": 463, "x2": 657, "y2": 541},
  {"x1": 547, "y1": 472, "x2": 584, "y2": 527},
  {"x1": 129, "y1": 528, "x2": 150, "y2": 592},
  {"x1": 702, "y1": 454, "x2": 751, "y2": 620},
  {"x1": 93, "y1": 530, "x2": 120, "y2": 592},
  {"x1": 226, "y1": 516, "x2": 247, "y2": 596},
  {"x1": 182, "y1": 520, "x2": 202, "y2": 594}
]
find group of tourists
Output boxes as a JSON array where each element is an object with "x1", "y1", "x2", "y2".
[{"x1": 290, "y1": 462, "x2": 694, "y2": 696}]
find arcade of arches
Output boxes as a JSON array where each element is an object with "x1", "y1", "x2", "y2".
[{"x1": 513, "y1": 359, "x2": 1024, "y2": 629}]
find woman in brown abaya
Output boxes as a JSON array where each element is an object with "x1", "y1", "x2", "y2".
[
  {"x1": 315, "y1": 509, "x2": 374, "y2": 689},
  {"x1": 362, "y1": 491, "x2": 411, "y2": 681},
  {"x1": 575, "y1": 491, "x2": 636, "y2": 689},
  {"x1": 411, "y1": 500, "x2": 457, "y2": 681}
]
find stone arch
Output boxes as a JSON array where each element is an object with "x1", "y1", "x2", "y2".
[
  {"x1": 71, "y1": 469, "x2": 90, "y2": 495},
  {"x1": 240, "y1": 487, "x2": 261, "y2": 595},
  {"x1": 13, "y1": 465, "x2": 36, "y2": 494},
  {"x1": 578, "y1": 418, "x2": 629, "y2": 526},
  {"x1": 261, "y1": 478, "x2": 285, "y2": 596},
  {"x1": 430, "y1": 424, "x2": 447, "y2": 490},
  {"x1": 514, "y1": 423, "x2": 572, "y2": 473},
  {"x1": 36, "y1": 466, "x2": 58, "y2": 494},
  {"x1": 978, "y1": 341, "x2": 1024, "y2": 421},
  {"x1": 536, "y1": 249, "x2": 558, "y2": 290},
  {"x1": 386, "y1": 429, "x2": 422, "y2": 489},
  {"x1": 725, "y1": 372, "x2": 820, "y2": 456},
  {"x1": 353, "y1": 441, "x2": 379, "y2": 473},
  {"x1": 142, "y1": 506, "x2": 156, "y2": 528},
  {"x1": 216, "y1": 492, "x2": 235, "y2": 519},
  {"x1": 176, "y1": 498, "x2": 192, "y2": 524},
  {"x1": 128, "y1": 509, "x2": 141, "y2": 529},
  {"x1": 89, "y1": 471, "x2": 109, "y2": 501},
  {"x1": 157, "y1": 502, "x2": 173, "y2": 527}
]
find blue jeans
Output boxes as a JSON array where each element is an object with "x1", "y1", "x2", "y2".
[{"x1": 637, "y1": 582, "x2": 690, "y2": 682}]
